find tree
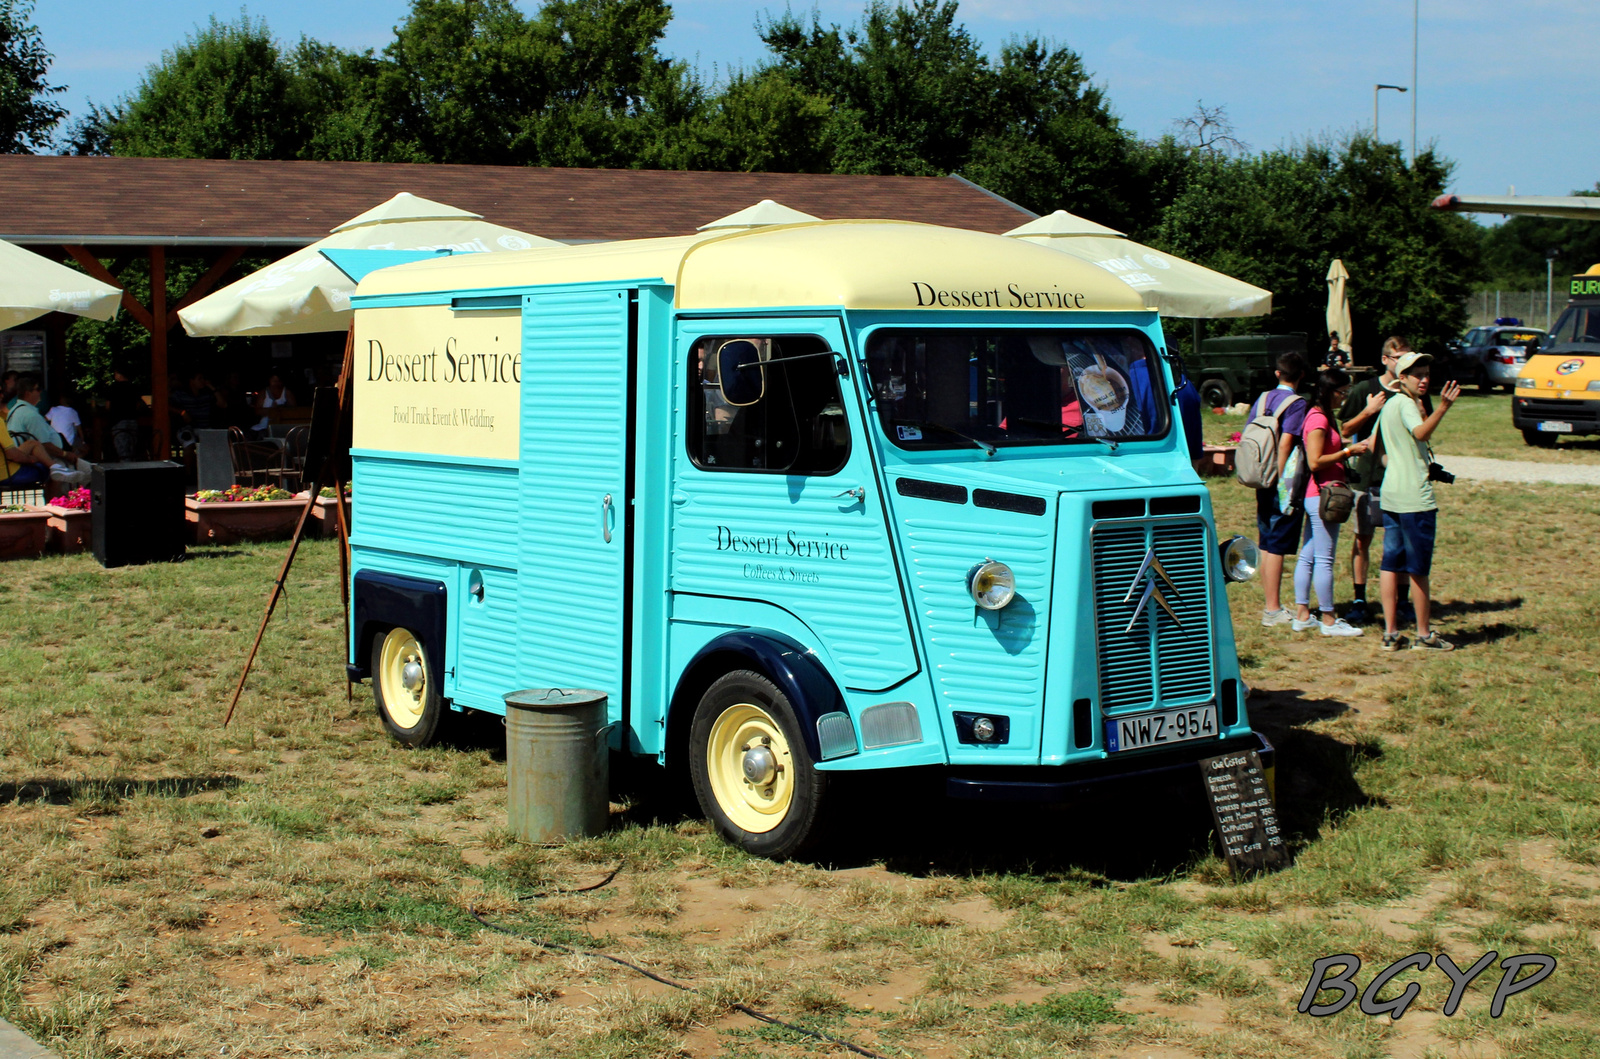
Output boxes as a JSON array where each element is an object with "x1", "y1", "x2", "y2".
[
  {"x1": 90, "y1": 14, "x2": 306, "y2": 160},
  {"x1": 1172, "y1": 101, "x2": 1246, "y2": 155},
  {"x1": 1156, "y1": 136, "x2": 1479, "y2": 359},
  {"x1": 1475, "y1": 184, "x2": 1600, "y2": 290},
  {"x1": 0, "y1": 0, "x2": 66, "y2": 152}
]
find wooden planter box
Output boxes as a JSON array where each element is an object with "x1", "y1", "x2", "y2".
[
  {"x1": 1199, "y1": 445, "x2": 1237, "y2": 477},
  {"x1": 44, "y1": 505, "x2": 91, "y2": 553},
  {"x1": 185, "y1": 496, "x2": 307, "y2": 545},
  {"x1": 298, "y1": 494, "x2": 350, "y2": 539},
  {"x1": 0, "y1": 505, "x2": 51, "y2": 560}
]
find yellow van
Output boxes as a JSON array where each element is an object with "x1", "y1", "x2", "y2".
[{"x1": 1513, "y1": 264, "x2": 1600, "y2": 446}]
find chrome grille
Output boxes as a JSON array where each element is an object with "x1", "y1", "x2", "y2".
[{"x1": 1092, "y1": 519, "x2": 1214, "y2": 715}]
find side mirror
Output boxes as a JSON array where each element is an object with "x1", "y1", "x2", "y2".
[{"x1": 716, "y1": 339, "x2": 766, "y2": 406}]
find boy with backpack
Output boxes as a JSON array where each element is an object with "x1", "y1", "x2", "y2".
[{"x1": 1237, "y1": 352, "x2": 1309, "y2": 627}]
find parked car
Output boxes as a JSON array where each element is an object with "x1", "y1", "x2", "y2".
[{"x1": 1453, "y1": 322, "x2": 1545, "y2": 392}]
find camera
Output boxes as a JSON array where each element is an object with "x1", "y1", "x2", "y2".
[{"x1": 1427, "y1": 462, "x2": 1455, "y2": 485}]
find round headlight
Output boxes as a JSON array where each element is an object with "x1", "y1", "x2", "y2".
[
  {"x1": 968, "y1": 560, "x2": 1016, "y2": 610},
  {"x1": 1220, "y1": 536, "x2": 1259, "y2": 583}
]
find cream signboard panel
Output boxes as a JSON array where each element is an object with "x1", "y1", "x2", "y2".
[{"x1": 353, "y1": 306, "x2": 522, "y2": 460}]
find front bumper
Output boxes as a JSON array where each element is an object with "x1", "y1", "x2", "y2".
[
  {"x1": 1513, "y1": 396, "x2": 1600, "y2": 433},
  {"x1": 947, "y1": 731, "x2": 1273, "y2": 802}
]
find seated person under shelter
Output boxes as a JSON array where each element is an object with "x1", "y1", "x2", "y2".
[
  {"x1": 1, "y1": 419, "x2": 54, "y2": 487},
  {"x1": 6, "y1": 374, "x2": 74, "y2": 464}
]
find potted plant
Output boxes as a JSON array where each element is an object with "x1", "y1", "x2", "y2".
[
  {"x1": 185, "y1": 485, "x2": 304, "y2": 545},
  {"x1": 44, "y1": 486, "x2": 92, "y2": 553},
  {"x1": 0, "y1": 503, "x2": 51, "y2": 560}
]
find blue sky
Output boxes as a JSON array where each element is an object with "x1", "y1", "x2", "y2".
[{"x1": 29, "y1": 0, "x2": 1599, "y2": 206}]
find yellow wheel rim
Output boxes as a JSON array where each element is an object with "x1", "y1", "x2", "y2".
[
  {"x1": 705, "y1": 702, "x2": 794, "y2": 834},
  {"x1": 378, "y1": 628, "x2": 427, "y2": 729}
]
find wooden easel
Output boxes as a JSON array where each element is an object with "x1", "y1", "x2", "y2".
[{"x1": 223, "y1": 325, "x2": 355, "y2": 726}]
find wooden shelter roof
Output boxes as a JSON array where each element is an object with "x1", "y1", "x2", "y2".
[{"x1": 0, "y1": 157, "x2": 1033, "y2": 247}]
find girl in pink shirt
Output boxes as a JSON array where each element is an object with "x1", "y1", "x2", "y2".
[{"x1": 1294, "y1": 369, "x2": 1372, "y2": 636}]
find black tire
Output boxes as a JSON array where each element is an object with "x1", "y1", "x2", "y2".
[
  {"x1": 371, "y1": 626, "x2": 448, "y2": 747},
  {"x1": 688, "y1": 670, "x2": 828, "y2": 860},
  {"x1": 1198, "y1": 378, "x2": 1232, "y2": 409},
  {"x1": 1521, "y1": 428, "x2": 1557, "y2": 449}
]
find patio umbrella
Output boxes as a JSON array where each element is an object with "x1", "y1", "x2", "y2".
[
  {"x1": 697, "y1": 200, "x2": 822, "y2": 230},
  {"x1": 0, "y1": 236, "x2": 121, "y2": 328},
  {"x1": 1325, "y1": 259, "x2": 1352, "y2": 355},
  {"x1": 1005, "y1": 210, "x2": 1271, "y2": 318},
  {"x1": 179, "y1": 193, "x2": 562, "y2": 337}
]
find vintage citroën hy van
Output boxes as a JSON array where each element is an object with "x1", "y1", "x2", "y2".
[{"x1": 343, "y1": 220, "x2": 1267, "y2": 858}]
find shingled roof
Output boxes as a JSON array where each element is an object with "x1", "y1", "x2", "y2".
[{"x1": 0, "y1": 156, "x2": 1033, "y2": 247}]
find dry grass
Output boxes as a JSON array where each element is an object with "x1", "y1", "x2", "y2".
[{"x1": 2, "y1": 478, "x2": 1598, "y2": 1058}]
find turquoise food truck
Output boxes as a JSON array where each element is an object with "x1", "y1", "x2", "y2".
[{"x1": 344, "y1": 220, "x2": 1268, "y2": 858}]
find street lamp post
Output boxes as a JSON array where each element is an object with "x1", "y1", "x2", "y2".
[
  {"x1": 1547, "y1": 248, "x2": 1560, "y2": 329},
  {"x1": 1374, "y1": 84, "x2": 1408, "y2": 140}
]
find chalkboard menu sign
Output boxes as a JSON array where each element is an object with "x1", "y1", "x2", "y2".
[{"x1": 1198, "y1": 750, "x2": 1287, "y2": 877}]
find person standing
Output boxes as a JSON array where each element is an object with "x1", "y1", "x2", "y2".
[
  {"x1": 1376, "y1": 353, "x2": 1460, "y2": 651},
  {"x1": 1250, "y1": 351, "x2": 1309, "y2": 627},
  {"x1": 1338, "y1": 336, "x2": 1432, "y2": 625},
  {"x1": 1292, "y1": 368, "x2": 1371, "y2": 636},
  {"x1": 107, "y1": 365, "x2": 143, "y2": 462}
]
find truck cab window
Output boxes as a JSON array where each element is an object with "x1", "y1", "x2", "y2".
[
  {"x1": 688, "y1": 335, "x2": 850, "y2": 475},
  {"x1": 866, "y1": 329, "x2": 1169, "y2": 450}
]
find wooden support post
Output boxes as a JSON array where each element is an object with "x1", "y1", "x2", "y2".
[{"x1": 150, "y1": 247, "x2": 168, "y2": 458}]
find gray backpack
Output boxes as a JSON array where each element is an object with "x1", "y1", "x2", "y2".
[{"x1": 1235, "y1": 393, "x2": 1303, "y2": 489}]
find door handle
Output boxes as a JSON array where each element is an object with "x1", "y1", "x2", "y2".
[
  {"x1": 834, "y1": 487, "x2": 865, "y2": 503},
  {"x1": 602, "y1": 493, "x2": 614, "y2": 543}
]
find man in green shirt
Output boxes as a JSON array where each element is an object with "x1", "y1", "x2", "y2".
[{"x1": 1376, "y1": 353, "x2": 1460, "y2": 651}]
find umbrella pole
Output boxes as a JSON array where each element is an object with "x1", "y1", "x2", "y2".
[{"x1": 222, "y1": 325, "x2": 356, "y2": 727}]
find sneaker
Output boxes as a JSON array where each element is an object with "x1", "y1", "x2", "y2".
[
  {"x1": 1410, "y1": 632, "x2": 1455, "y2": 652},
  {"x1": 1320, "y1": 618, "x2": 1364, "y2": 637},
  {"x1": 1262, "y1": 608, "x2": 1294, "y2": 627},
  {"x1": 1292, "y1": 616, "x2": 1321, "y2": 631},
  {"x1": 1345, "y1": 602, "x2": 1369, "y2": 625},
  {"x1": 1382, "y1": 632, "x2": 1405, "y2": 651}
]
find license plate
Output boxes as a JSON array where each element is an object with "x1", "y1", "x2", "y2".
[
  {"x1": 1106, "y1": 705, "x2": 1217, "y2": 752},
  {"x1": 1538, "y1": 422, "x2": 1573, "y2": 433}
]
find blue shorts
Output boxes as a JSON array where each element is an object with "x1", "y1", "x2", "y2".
[
  {"x1": 1380, "y1": 509, "x2": 1437, "y2": 577},
  {"x1": 1256, "y1": 488, "x2": 1304, "y2": 556},
  {"x1": 0, "y1": 463, "x2": 46, "y2": 487}
]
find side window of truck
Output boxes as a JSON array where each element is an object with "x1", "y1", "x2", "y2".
[{"x1": 688, "y1": 335, "x2": 850, "y2": 475}]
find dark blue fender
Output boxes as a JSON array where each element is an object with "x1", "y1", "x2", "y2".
[
  {"x1": 349, "y1": 570, "x2": 448, "y2": 687},
  {"x1": 668, "y1": 630, "x2": 846, "y2": 764}
]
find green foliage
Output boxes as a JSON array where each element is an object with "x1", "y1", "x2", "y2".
[
  {"x1": 0, "y1": 0, "x2": 65, "y2": 152},
  {"x1": 1156, "y1": 136, "x2": 1480, "y2": 357},
  {"x1": 999, "y1": 988, "x2": 1129, "y2": 1026}
]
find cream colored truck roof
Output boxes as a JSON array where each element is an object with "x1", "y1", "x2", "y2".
[{"x1": 355, "y1": 220, "x2": 1147, "y2": 313}]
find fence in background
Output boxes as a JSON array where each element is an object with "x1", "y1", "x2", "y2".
[{"x1": 1466, "y1": 290, "x2": 1553, "y2": 329}]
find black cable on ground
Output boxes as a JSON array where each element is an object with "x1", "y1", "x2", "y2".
[{"x1": 470, "y1": 865, "x2": 899, "y2": 1059}]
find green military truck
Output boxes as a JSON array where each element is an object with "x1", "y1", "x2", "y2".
[{"x1": 1183, "y1": 334, "x2": 1308, "y2": 408}]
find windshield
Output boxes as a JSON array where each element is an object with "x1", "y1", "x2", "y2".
[
  {"x1": 865, "y1": 329, "x2": 1169, "y2": 449},
  {"x1": 1543, "y1": 306, "x2": 1600, "y2": 347}
]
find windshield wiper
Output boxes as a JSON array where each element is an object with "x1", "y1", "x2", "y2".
[{"x1": 918, "y1": 422, "x2": 997, "y2": 457}]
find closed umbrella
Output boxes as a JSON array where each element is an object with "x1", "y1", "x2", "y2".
[
  {"x1": 697, "y1": 200, "x2": 822, "y2": 231},
  {"x1": 0, "y1": 236, "x2": 121, "y2": 328},
  {"x1": 1006, "y1": 210, "x2": 1271, "y2": 318},
  {"x1": 179, "y1": 193, "x2": 561, "y2": 337},
  {"x1": 1326, "y1": 259, "x2": 1352, "y2": 355}
]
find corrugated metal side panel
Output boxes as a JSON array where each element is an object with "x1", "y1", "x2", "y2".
[
  {"x1": 350, "y1": 456, "x2": 518, "y2": 569},
  {"x1": 516, "y1": 289, "x2": 630, "y2": 696},
  {"x1": 671, "y1": 475, "x2": 916, "y2": 690},
  {"x1": 895, "y1": 498, "x2": 1053, "y2": 718},
  {"x1": 455, "y1": 564, "x2": 520, "y2": 709}
]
